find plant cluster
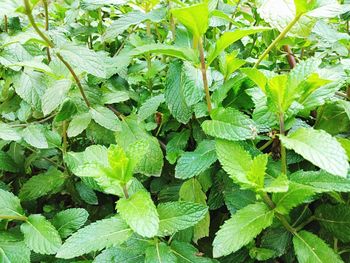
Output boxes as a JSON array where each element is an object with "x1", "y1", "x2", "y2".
[{"x1": 1, "y1": 0, "x2": 350, "y2": 262}]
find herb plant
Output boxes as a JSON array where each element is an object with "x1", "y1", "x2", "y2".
[{"x1": 1, "y1": 0, "x2": 350, "y2": 262}]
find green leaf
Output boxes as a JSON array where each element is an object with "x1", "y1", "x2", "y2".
[
  {"x1": 19, "y1": 168, "x2": 67, "y2": 201},
  {"x1": 165, "y1": 61, "x2": 193, "y2": 124},
  {"x1": 215, "y1": 139, "x2": 252, "y2": 186},
  {"x1": 117, "y1": 190, "x2": 159, "y2": 238},
  {"x1": 145, "y1": 242, "x2": 177, "y2": 263},
  {"x1": 240, "y1": 68, "x2": 267, "y2": 91},
  {"x1": 175, "y1": 140, "x2": 217, "y2": 179},
  {"x1": 246, "y1": 154, "x2": 268, "y2": 188},
  {"x1": 202, "y1": 108, "x2": 257, "y2": 141},
  {"x1": 21, "y1": 214, "x2": 62, "y2": 255},
  {"x1": 207, "y1": 27, "x2": 270, "y2": 65},
  {"x1": 272, "y1": 182, "x2": 315, "y2": 215},
  {"x1": 213, "y1": 203, "x2": 274, "y2": 258},
  {"x1": 67, "y1": 113, "x2": 92, "y2": 137},
  {"x1": 75, "y1": 181, "x2": 98, "y2": 205},
  {"x1": 157, "y1": 201, "x2": 208, "y2": 236},
  {"x1": 52, "y1": 208, "x2": 89, "y2": 238},
  {"x1": 41, "y1": 79, "x2": 72, "y2": 116},
  {"x1": 0, "y1": 151, "x2": 18, "y2": 173},
  {"x1": 315, "y1": 204, "x2": 350, "y2": 242},
  {"x1": 0, "y1": 233, "x2": 30, "y2": 263},
  {"x1": 94, "y1": 246, "x2": 145, "y2": 263},
  {"x1": 166, "y1": 130, "x2": 190, "y2": 164},
  {"x1": 0, "y1": 123, "x2": 21, "y2": 141},
  {"x1": 266, "y1": 75, "x2": 288, "y2": 113},
  {"x1": 90, "y1": 106, "x2": 121, "y2": 132},
  {"x1": 172, "y1": 3, "x2": 209, "y2": 37},
  {"x1": 138, "y1": 94, "x2": 164, "y2": 122},
  {"x1": 293, "y1": 230, "x2": 343, "y2": 263},
  {"x1": 22, "y1": 125, "x2": 48, "y2": 149},
  {"x1": 0, "y1": 189, "x2": 24, "y2": 219},
  {"x1": 56, "y1": 216, "x2": 132, "y2": 259},
  {"x1": 279, "y1": 128, "x2": 349, "y2": 177},
  {"x1": 179, "y1": 178, "x2": 209, "y2": 243},
  {"x1": 290, "y1": 170, "x2": 350, "y2": 193},
  {"x1": 170, "y1": 241, "x2": 216, "y2": 263}
]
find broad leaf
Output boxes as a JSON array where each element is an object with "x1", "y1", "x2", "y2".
[
  {"x1": 145, "y1": 242, "x2": 177, "y2": 263},
  {"x1": 0, "y1": 232, "x2": 30, "y2": 263},
  {"x1": 22, "y1": 125, "x2": 48, "y2": 149},
  {"x1": 213, "y1": 203, "x2": 274, "y2": 257},
  {"x1": 170, "y1": 241, "x2": 216, "y2": 263},
  {"x1": 0, "y1": 189, "x2": 24, "y2": 219},
  {"x1": 52, "y1": 208, "x2": 89, "y2": 238},
  {"x1": 90, "y1": 106, "x2": 121, "y2": 132},
  {"x1": 0, "y1": 123, "x2": 21, "y2": 141},
  {"x1": 42, "y1": 79, "x2": 71, "y2": 116},
  {"x1": 138, "y1": 94, "x2": 164, "y2": 122},
  {"x1": 67, "y1": 113, "x2": 92, "y2": 137}
]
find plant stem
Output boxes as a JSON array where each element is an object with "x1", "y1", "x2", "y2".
[
  {"x1": 279, "y1": 112, "x2": 287, "y2": 175},
  {"x1": 0, "y1": 215, "x2": 28, "y2": 221},
  {"x1": 295, "y1": 216, "x2": 315, "y2": 231},
  {"x1": 258, "y1": 139, "x2": 273, "y2": 151},
  {"x1": 198, "y1": 37, "x2": 212, "y2": 112},
  {"x1": 122, "y1": 184, "x2": 129, "y2": 199},
  {"x1": 23, "y1": 0, "x2": 90, "y2": 108},
  {"x1": 42, "y1": 0, "x2": 51, "y2": 62},
  {"x1": 254, "y1": 14, "x2": 302, "y2": 68},
  {"x1": 4, "y1": 15, "x2": 8, "y2": 33},
  {"x1": 228, "y1": 0, "x2": 241, "y2": 30},
  {"x1": 283, "y1": 45, "x2": 296, "y2": 68},
  {"x1": 62, "y1": 120, "x2": 67, "y2": 153}
]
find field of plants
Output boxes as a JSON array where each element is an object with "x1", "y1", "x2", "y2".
[{"x1": 1, "y1": 0, "x2": 350, "y2": 262}]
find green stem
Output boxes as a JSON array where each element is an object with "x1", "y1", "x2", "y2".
[
  {"x1": 258, "y1": 139, "x2": 273, "y2": 151},
  {"x1": 4, "y1": 15, "x2": 8, "y2": 33},
  {"x1": 198, "y1": 37, "x2": 212, "y2": 112},
  {"x1": 254, "y1": 14, "x2": 302, "y2": 68},
  {"x1": 0, "y1": 215, "x2": 28, "y2": 221},
  {"x1": 279, "y1": 112, "x2": 287, "y2": 175},
  {"x1": 122, "y1": 184, "x2": 129, "y2": 199},
  {"x1": 295, "y1": 216, "x2": 315, "y2": 232},
  {"x1": 42, "y1": 0, "x2": 51, "y2": 62},
  {"x1": 228, "y1": 0, "x2": 241, "y2": 30}
]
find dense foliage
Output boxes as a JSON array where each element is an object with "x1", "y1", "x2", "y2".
[{"x1": 1, "y1": 0, "x2": 350, "y2": 262}]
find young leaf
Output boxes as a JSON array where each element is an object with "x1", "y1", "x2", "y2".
[
  {"x1": 166, "y1": 130, "x2": 190, "y2": 164},
  {"x1": 21, "y1": 214, "x2": 62, "y2": 255},
  {"x1": 172, "y1": 3, "x2": 209, "y2": 37},
  {"x1": 293, "y1": 230, "x2": 343, "y2": 263},
  {"x1": 175, "y1": 140, "x2": 217, "y2": 179},
  {"x1": 56, "y1": 216, "x2": 132, "y2": 259},
  {"x1": 145, "y1": 242, "x2": 177, "y2": 263},
  {"x1": 116, "y1": 190, "x2": 159, "y2": 238},
  {"x1": 213, "y1": 203, "x2": 274, "y2": 257},
  {"x1": 52, "y1": 208, "x2": 89, "y2": 238},
  {"x1": 19, "y1": 168, "x2": 67, "y2": 201},
  {"x1": 279, "y1": 128, "x2": 349, "y2": 177},
  {"x1": 0, "y1": 189, "x2": 24, "y2": 219},
  {"x1": 157, "y1": 201, "x2": 208, "y2": 236},
  {"x1": 202, "y1": 108, "x2": 257, "y2": 141}
]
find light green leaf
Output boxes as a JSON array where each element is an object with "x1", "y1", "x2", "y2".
[
  {"x1": 246, "y1": 154, "x2": 268, "y2": 188},
  {"x1": 90, "y1": 106, "x2": 121, "y2": 132},
  {"x1": 0, "y1": 123, "x2": 21, "y2": 141},
  {"x1": 166, "y1": 130, "x2": 190, "y2": 164},
  {"x1": 172, "y1": 3, "x2": 209, "y2": 37},
  {"x1": 170, "y1": 241, "x2": 216, "y2": 263},
  {"x1": 52, "y1": 208, "x2": 89, "y2": 238},
  {"x1": 280, "y1": 128, "x2": 349, "y2": 177},
  {"x1": 19, "y1": 168, "x2": 67, "y2": 201},
  {"x1": 21, "y1": 214, "x2": 62, "y2": 255},
  {"x1": 22, "y1": 125, "x2": 48, "y2": 149},
  {"x1": 241, "y1": 68, "x2": 267, "y2": 92},
  {"x1": 175, "y1": 140, "x2": 217, "y2": 179},
  {"x1": 42, "y1": 79, "x2": 72, "y2": 116},
  {"x1": 138, "y1": 94, "x2": 164, "y2": 122},
  {"x1": 213, "y1": 203, "x2": 274, "y2": 257},
  {"x1": 56, "y1": 216, "x2": 132, "y2": 259},
  {"x1": 202, "y1": 107, "x2": 257, "y2": 141},
  {"x1": 117, "y1": 190, "x2": 159, "y2": 238},
  {"x1": 272, "y1": 182, "x2": 315, "y2": 214},
  {"x1": 145, "y1": 242, "x2": 177, "y2": 263},
  {"x1": 67, "y1": 113, "x2": 92, "y2": 137},
  {"x1": 0, "y1": 233, "x2": 30, "y2": 263},
  {"x1": 293, "y1": 230, "x2": 343, "y2": 263},
  {"x1": 94, "y1": 246, "x2": 145, "y2": 263},
  {"x1": 157, "y1": 201, "x2": 208, "y2": 236},
  {"x1": 207, "y1": 27, "x2": 270, "y2": 65},
  {"x1": 290, "y1": 170, "x2": 350, "y2": 193},
  {"x1": 0, "y1": 189, "x2": 24, "y2": 219}
]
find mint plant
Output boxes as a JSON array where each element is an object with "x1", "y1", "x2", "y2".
[{"x1": 1, "y1": 0, "x2": 350, "y2": 262}]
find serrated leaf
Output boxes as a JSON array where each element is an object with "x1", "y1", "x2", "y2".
[
  {"x1": 272, "y1": 182, "x2": 315, "y2": 214},
  {"x1": 75, "y1": 181, "x2": 98, "y2": 205},
  {"x1": 90, "y1": 106, "x2": 121, "y2": 132},
  {"x1": 145, "y1": 242, "x2": 176, "y2": 263},
  {"x1": 67, "y1": 113, "x2": 92, "y2": 137},
  {"x1": 0, "y1": 233, "x2": 30, "y2": 263},
  {"x1": 170, "y1": 241, "x2": 216, "y2": 263},
  {"x1": 0, "y1": 189, "x2": 24, "y2": 219},
  {"x1": 290, "y1": 170, "x2": 350, "y2": 192},
  {"x1": 94, "y1": 246, "x2": 145, "y2": 263},
  {"x1": 41, "y1": 79, "x2": 72, "y2": 116},
  {"x1": 21, "y1": 214, "x2": 62, "y2": 255},
  {"x1": 213, "y1": 203, "x2": 274, "y2": 257},
  {"x1": 138, "y1": 94, "x2": 164, "y2": 122},
  {"x1": 157, "y1": 201, "x2": 208, "y2": 236},
  {"x1": 19, "y1": 168, "x2": 67, "y2": 201},
  {"x1": 0, "y1": 151, "x2": 18, "y2": 173},
  {"x1": 293, "y1": 230, "x2": 343, "y2": 263},
  {"x1": 117, "y1": 190, "x2": 159, "y2": 238},
  {"x1": 166, "y1": 130, "x2": 190, "y2": 164},
  {"x1": 52, "y1": 208, "x2": 89, "y2": 238},
  {"x1": 172, "y1": 3, "x2": 209, "y2": 37},
  {"x1": 202, "y1": 108, "x2": 257, "y2": 141},
  {"x1": 22, "y1": 125, "x2": 48, "y2": 149},
  {"x1": 56, "y1": 216, "x2": 132, "y2": 259},
  {"x1": 0, "y1": 123, "x2": 21, "y2": 141},
  {"x1": 280, "y1": 128, "x2": 349, "y2": 177},
  {"x1": 175, "y1": 140, "x2": 217, "y2": 179}
]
